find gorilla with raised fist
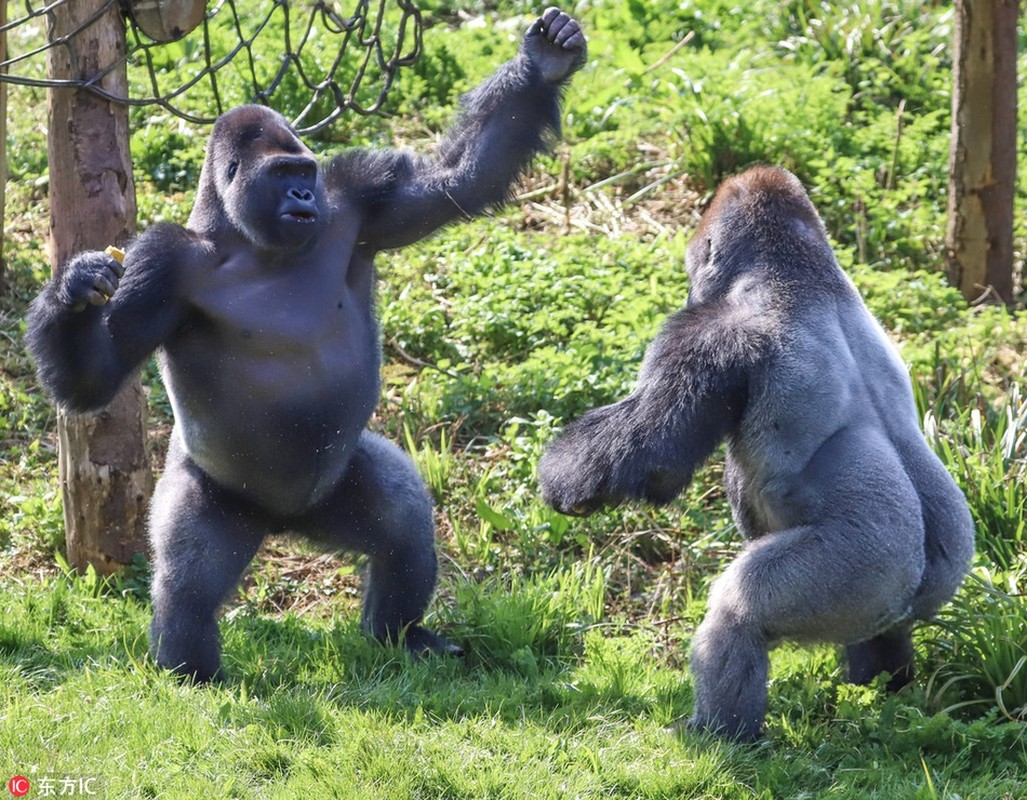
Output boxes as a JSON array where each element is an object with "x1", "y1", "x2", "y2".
[
  {"x1": 538, "y1": 166, "x2": 974, "y2": 741},
  {"x1": 27, "y1": 8, "x2": 586, "y2": 682}
]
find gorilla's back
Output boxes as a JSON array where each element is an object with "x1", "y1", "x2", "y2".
[{"x1": 728, "y1": 277, "x2": 951, "y2": 547}]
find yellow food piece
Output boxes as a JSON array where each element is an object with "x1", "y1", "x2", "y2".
[{"x1": 104, "y1": 245, "x2": 126, "y2": 264}]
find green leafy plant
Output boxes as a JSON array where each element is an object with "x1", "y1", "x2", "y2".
[
  {"x1": 443, "y1": 559, "x2": 606, "y2": 672},
  {"x1": 922, "y1": 383, "x2": 1027, "y2": 572},
  {"x1": 924, "y1": 566, "x2": 1027, "y2": 721},
  {"x1": 403, "y1": 423, "x2": 456, "y2": 503}
]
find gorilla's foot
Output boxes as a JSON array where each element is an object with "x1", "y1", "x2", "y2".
[
  {"x1": 166, "y1": 662, "x2": 222, "y2": 685},
  {"x1": 405, "y1": 624, "x2": 465, "y2": 657},
  {"x1": 673, "y1": 713, "x2": 763, "y2": 744},
  {"x1": 376, "y1": 623, "x2": 464, "y2": 658},
  {"x1": 845, "y1": 627, "x2": 915, "y2": 692}
]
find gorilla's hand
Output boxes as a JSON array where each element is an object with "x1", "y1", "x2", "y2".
[
  {"x1": 539, "y1": 396, "x2": 696, "y2": 516},
  {"x1": 537, "y1": 411, "x2": 620, "y2": 517},
  {"x1": 538, "y1": 454, "x2": 609, "y2": 517},
  {"x1": 522, "y1": 7, "x2": 587, "y2": 84},
  {"x1": 56, "y1": 251, "x2": 126, "y2": 312}
]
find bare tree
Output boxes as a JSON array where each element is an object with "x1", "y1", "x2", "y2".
[
  {"x1": 946, "y1": 0, "x2": 1019, "y2": 306},
  {"x1": 47, "y1": 0, "x2": 151, "y2": 573}
]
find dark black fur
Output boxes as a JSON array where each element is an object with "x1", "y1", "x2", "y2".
[
  {"x1": 27, "y1": 8, "x2": 586, "y2": 682},
  {"x1": 538, "y1": 166, "x2": 974, "y2": 740}
]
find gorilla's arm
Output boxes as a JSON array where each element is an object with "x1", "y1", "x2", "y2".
[
  {"x1": 26, "y1": 224, "x2": 196, "y2": 411},
  {"x1": 539, "y1": 302, "x2": 775, "y2": 516},
  {"x1": 333, "y1": 8, "x2": 586, "y2": 250}
]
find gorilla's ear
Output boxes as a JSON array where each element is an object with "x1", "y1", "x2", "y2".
[
  {"x1": 189, "y1": 158, "x2": 229, "y2": 234},
  {"x1": 688, "y1": 233, "x2": 712, "y2": 269},
  {"x1": 788, "y1": 215, "x2": 820, "y2": 241}
]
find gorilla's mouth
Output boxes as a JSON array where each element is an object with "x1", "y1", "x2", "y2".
[{"x1": 282, "y1": 210, "x2": 317, "y2": 223}]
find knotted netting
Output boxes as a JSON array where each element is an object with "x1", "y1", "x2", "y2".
[{"x1": 0, "y1": 0, "x2": 423, "y2": 133}]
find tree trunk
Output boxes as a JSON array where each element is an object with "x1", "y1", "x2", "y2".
[
  {"x1": 46, "y1": 0, "x2": 152, "y2": 573},
  {"x1": 945, "y1": 0, "x2": 1019, "y2": 306}
]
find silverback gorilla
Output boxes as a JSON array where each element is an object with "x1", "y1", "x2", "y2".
[
  {"x1": 27, "y1": 8, "x2": 586, "y2": 682},
  {"x1": 538, "y1": 166, "x2": 974, "y2": 741}
]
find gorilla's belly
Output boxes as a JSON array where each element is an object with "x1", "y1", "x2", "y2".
[
  {"x1": 190, "y1": 412, "x2": 365, "y2": 514},
  {"x1": 170, "y1": 380, "x2": 377, "y2": 515}
]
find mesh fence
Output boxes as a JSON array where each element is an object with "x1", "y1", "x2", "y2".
[{"x1": 0, "y1": 0, "x2": 423, "y2": 133}]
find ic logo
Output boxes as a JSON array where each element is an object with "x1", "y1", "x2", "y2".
[{"x1": 7, "y1": 776, "x2": 30, "y2": 798}]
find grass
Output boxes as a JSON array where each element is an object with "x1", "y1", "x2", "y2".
[
  {"x1": 1, "y1": 572, "x2": 1025, "y2": 799},
  {"x1": 924, "y1": 566, "x2": 1027, "y2": 723},
  {"x1": 2, "y1": 0, "x2": 1027, "y2": 797}
]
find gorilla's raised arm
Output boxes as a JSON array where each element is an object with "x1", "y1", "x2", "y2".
[
  {"x1": 539, "y1": 300, "x2": 778, "y2": 515},
  {"x1": 26, "y1": 224, "x2": 197, "y2": 411},
  {"x1": 335, "y1": 7, "x2": 586, "y2": 250}
]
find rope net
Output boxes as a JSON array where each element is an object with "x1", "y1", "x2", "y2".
[{"x1": 0, "y1": 0, "x2": 423, "y2": 133}]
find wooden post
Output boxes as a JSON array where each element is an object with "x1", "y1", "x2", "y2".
[
  {"x1": 945, "y1": 0, "x2": 1019, "y2": 305},
  {"x1": 46, "y1": 0, "x2": 152, "y2": 573}
]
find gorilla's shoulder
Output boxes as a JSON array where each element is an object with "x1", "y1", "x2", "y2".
[
  {"x1": 325, "y1": 149, "x2": 416, "y2": 206},
  {"x1": 140, "y1": 221, "x2": 203, "y2": 246},
  {"x1": 132, "y1": 222, "x2": 214, "y2": 268}
]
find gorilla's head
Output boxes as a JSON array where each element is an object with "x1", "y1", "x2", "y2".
[
  {"x1": 197, "y1": 105, "x2": 327, "y2": 251},
  {"x1": 685, "y1": 166, "x2": 834, "y2": 306}
]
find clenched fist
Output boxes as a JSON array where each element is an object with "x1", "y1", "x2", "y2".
[
  {"x1": 55, "y1": 250, "x2": 125, "y2": 312},
  {"x1": 522, "y1": 7, "x2": 587, "y2": 84}
]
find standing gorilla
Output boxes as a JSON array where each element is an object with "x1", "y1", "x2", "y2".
[
  {"x1": 538, "y1": 166, "x2": 974, "y2": 741},
  {"x1": 27, "y1": 8, "x2": 586, "y2": 682}
]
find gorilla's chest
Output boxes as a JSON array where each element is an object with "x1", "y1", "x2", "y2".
[
  {"x1": 196, "y1": 246, "x2": 370, "y2": 339},
  {"x1": 160, "y1": 245, "x2": 381, "y2": 511}
]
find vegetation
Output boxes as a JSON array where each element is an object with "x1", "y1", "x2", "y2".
[{"x1": 1, "y1": 1, "x2": 1025, "y2": 797}]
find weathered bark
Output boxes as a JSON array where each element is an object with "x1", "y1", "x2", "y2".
[
  {"x1": 47, "y1": 0, "x2": 152, "y2": 573},
  {"x1": 945, "y1": 0, "x2": 1019, "y2": 306}
]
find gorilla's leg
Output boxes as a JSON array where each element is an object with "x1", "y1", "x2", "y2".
[
  {"x1": 301, "y1": 431, "x2": 460, "y2": 656},
  {"x1": 149, "y1": 438, "x2": 265, "y2": 682},
  {"x1": 688, "y1": 521, "x2": 921, "y2": 741},
  {"x1": 842, "y1": 456, "x2": 971, "y2": 694},
  {"x1": 688, "y1": 606, "x2": 769, "y2": 742},
  {"x1": 846, "y1": 625, "x2": 915, "y2": 692}
]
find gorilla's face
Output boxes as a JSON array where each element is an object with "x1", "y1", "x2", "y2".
[{"x1": 211, "y1": 106, "x2": 327, "y2": 251}]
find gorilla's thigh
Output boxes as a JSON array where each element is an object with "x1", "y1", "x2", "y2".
[
  {"x1": 298, "y1": 430, "x2": 437, "y2": 640},
  {"x1": 149, "y1": 438, "x2": 267, "y2": 680},
  {"x1": 713, "y1": 524, "x2": 918, "y2": 642},
  {"x1": 689, "y1": 522, "x2": 920, "y2": 739},
  {"x1": 910, "y1": 464, "x2": 978, "y2": 621},
  {"x1": 299, "y1": 430, "x2": 433, "y2": 551}
]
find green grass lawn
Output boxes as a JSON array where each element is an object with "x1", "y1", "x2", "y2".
[{"x1": 1, "y1": 568, "x2": 1024, "y2": 799}]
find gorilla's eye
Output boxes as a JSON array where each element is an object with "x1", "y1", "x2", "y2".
[{"x1": 227, "y1": 161, "x2": 239, "y2": 182}]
